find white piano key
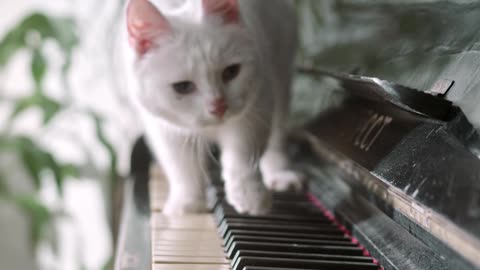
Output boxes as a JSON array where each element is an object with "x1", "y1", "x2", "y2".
[
  {"x1": 149, "y1": 165, "x2": 229, "y2": 269},
  {"x1": 151, "y1": 213, "x2": 217, "y2": 229},
  {"x1": 152, "y1": 229, "x2": 220, "y2": 241},
  {"x1": 153, "y1": 255, "x2": 229, "y2": 264},
  {"x1": 152, "y1": 248, "x2": 227, "y2": 257},
  {"x1": 153, "y1": 243, "x2": 225, "y2": 251},
  {"x1": 153, "y1": 264, "x2": 230, "y2": 270}
]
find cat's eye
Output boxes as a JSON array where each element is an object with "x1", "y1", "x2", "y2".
[
  {"x1": 222, "y1": 64, "x2": 241, "y2": 83},
  {"x1": 172, "y1": 81, "x2": 196, "y2": 95}
]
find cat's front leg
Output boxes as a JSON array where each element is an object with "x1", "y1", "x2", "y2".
[
  {"x1": 260, "y1": 131, "x2": 305, "y2": 192},
  {"x1": 149, "y1": 134, "x2": 209, "y2": 215},
  {"x1": 220, "y1": 127, "x2": 272, "y2": 215}
]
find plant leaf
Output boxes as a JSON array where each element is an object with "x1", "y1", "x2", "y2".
[
  {"x1": 11, "y1": 94, "x2": 62, "y2": 124},
  {"x1": 31, "y1": 49, "x2": 47, "y2": 92},
  {"x1": 0, "y1": 190, "x2": 59, "y2": 252},
  {"x1": 9, "y1": 194, "x2": 53, "y2": 248},
  {"x1": 44, "y1": 154, "x2": 79, "y2": 195},
  {"x1": 0, "y1": 173, "x2": 7, "y2": 195},
  {"x1": 16, "y1": 137, "x2": 46, "y2": 189},
  {"x1": 44, "y1": 154, "x2": 64, "y2": 195},
  {"x1": 89, "y1": 111, "x2": 119, "y2": 184},
  {"x1": 0, "y1": 136, "x2": 80, "y2": 194},
  {"x1": 11, "y1": 96, "x2": 37, "y2": 120},
  {"x1": 0, "y1": 20, "x2": 26, "y2": 67},
  {"x1": 0, "y1": 135, "x2": 15, "y2": 150},
  {"x1": 38, "y1": 95, "x2": 61, "y2": 124},
  {"x1": 0, "y1": 13, "x2": 78, "y2": 68},
  {"x1": 60, "y1": 164, "x2": 79, "y2": 178}
]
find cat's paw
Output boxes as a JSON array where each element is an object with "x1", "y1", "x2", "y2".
[
  {"x1": 163, "y1": 197, "x2": 208, "y2": 216},
  {"x1": 263, "y1": 170, "x2": 306, "y2": 192},
  {"x1": 225, "y1": 177, "x2": 272, "y2": 215}
]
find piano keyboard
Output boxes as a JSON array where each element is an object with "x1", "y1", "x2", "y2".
[
  {"x1": 149, "y1": 168, "x2": 230, "y2": 270},
  {"x1": 149, "y1": 166, "x2": 382, "y2": 270}
]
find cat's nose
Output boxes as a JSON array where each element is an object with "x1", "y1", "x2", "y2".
[{"x1": 209, "y1": 98, "x2": 228, "y2": 118}]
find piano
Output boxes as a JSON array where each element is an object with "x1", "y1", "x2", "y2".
[{"x1": 114, "y1": 1, "x2": 480, "y2": 270}]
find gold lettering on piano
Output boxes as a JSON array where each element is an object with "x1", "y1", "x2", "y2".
[{"x1": 354, "y1": 111, "x2": 393, "y2": 151}]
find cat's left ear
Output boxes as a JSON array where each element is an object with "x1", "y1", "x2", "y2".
[
  {"x1": 202, "y1": 0, "x2": 240, "y2": 24},
  {"x1": 126, "y1": 0, "x2": 170, "y2": 55}
]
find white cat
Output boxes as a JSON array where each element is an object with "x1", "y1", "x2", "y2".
[{"x1": 122, "y1": 0, "x2": 303, "y2": 215}]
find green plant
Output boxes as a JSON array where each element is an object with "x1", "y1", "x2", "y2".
[{"x1": 0, "y1": 12, "x2": 120, "y2": 269}]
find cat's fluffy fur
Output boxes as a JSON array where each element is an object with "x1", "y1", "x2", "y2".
[{"x1": 122, "y1": 0, "x2": 303, "y2": 215}]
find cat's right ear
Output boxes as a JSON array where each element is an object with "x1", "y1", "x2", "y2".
[{"x1": 126, "y1": 0, "x2": 170, "y2": 55}]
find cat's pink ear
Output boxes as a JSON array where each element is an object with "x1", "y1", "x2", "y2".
[
  {"x1": 126, "y1": 0, "x2": 170, "y2": 55},
  {"x1": 202, "y1": 0, "x2": 239, "y2": 24}
]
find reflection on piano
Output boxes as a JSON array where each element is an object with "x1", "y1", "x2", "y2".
[{"x1": 114, "y1": 68, "x2": 480, "y2": 270}]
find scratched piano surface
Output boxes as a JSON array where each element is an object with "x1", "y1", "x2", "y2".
[{"x1": 115, "y1": 1, "x2": 480, "y2": 270}]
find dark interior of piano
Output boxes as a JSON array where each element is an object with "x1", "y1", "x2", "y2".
[{"x1": 115, "y1": 2, "x2": 480, "y2": 270}]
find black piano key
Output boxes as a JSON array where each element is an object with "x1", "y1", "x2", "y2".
[
  {"x1": 227, "y1": 241, "x2": 364, "y2": 259},
  {"x1": 234, "y1": 257, "x2": 379, "y2": 270},
  {"x1": 219, "y1": 202, "x2": 323, "y2": 215},
  {"x1": 225, "y1": 235, "x2": 356, "y2": 252},
  {"x1": 272, "y1": 196, "x2": 311, "y2": 203},
  {"x1": 218, "y1": 219, "x2": 336, "y2": 236},
  {"x1": 217, "y1": 207, "x2": 323, "y2": 218},
  {"x1": 243, "y1": 268, "x2": 317, "y2": 270},
  {"x1": 243, "y1": 268, "x2": 314, "y2": 270},
  {"x1": 267, "y1": 207, "x2": 322, "y2": 215},
  {"x1": 219, "y1": 222, "x2": 342, "y2": 238},
  {"x1": 221, "y1": 217, "x2": 332, "y2": 226},
  {"x1": 214, "y1": 208, "x2": 331, "y2": 223},
  {"x1": 269, "y1": 200, "x2": 317, "y2": 208},
  {"x1": 214, "y1": 207, "x2": 329, "y2": 225},
  {"x1": 223, "y1": 230, "x2": 349, "y2": 247},
  {"x1": 210, "y1": 187, "x2": 381, "y2": 270},
  {"x1": 269, "y1": 200, "x2": 318, "y2": 207},
  {"x1": 212, "y1": 189, "x2": 309, "y2": 202},
  {"x1": 231, "y1": 250, "x2": 373, "y2": 266},
  {"x1": 215, "y1": 205, "x2": 320, "y2": 221},
  {"x1": 253, "y1": 204, "x2": 322, "y2": 215}
]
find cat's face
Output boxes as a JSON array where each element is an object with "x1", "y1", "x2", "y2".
[{"x1": 127, "y1": 0, "x2": 261, "y2": 130}]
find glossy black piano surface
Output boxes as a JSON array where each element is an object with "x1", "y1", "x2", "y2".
[
  {"x1": 290, "y1": 1, "x2": 480, "y2": 268},
  {"x1": 290, "y1": 77, "x2": 480, "y2": 270}
]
